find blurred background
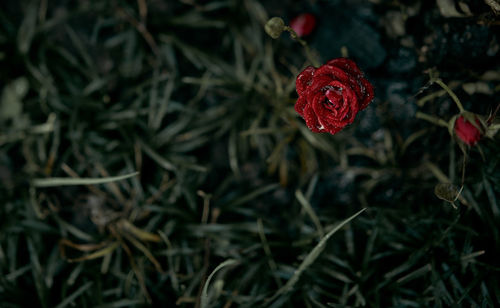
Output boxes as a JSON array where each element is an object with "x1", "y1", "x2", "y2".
[{"x1": 1, "y1": 0, "x2": 499, "y2": 307}]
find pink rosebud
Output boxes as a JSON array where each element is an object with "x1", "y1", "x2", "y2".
[
  {"x1": 290, "y1": 13, "x2": 316, "y2": 37},
  {"x1": 454, "y1": 115, "x2": 482, "y2": 146}
]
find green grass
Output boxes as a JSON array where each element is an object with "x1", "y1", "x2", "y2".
[{"x1": 1, "y1": 0, "x2": 499, "y2": 307}]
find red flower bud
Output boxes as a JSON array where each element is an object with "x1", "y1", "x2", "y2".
[
  {"x1": 454, "y1": 115, "x2": 482, "y2": 146},
  {"x1": 290, "y1": 13, "x2": 316, "y2": 37},
  {"x1": 295, "y1": 58, "x2": 374, "y2": 135}
]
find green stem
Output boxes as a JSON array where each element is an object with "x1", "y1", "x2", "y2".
[
  {"x1": 284, "y1": 26, "x2": 320, "y2": 67},
  {"x1": 434, "y1": 79, "x2": 465, "y2": 113},
  {"x1": 416, "y1": 112, "x2": 449, "y2": 128}
]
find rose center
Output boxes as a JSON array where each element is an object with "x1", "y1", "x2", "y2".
[{"x1": 323, "y1": 87, "x2": 343, "y2": 108}]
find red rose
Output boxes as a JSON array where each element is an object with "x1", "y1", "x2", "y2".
[
  {"x1": 454, "y1": 115, "x2": 482, "y2": 146},
  {"x1": 294, "y1": 58, "x2": 374, "y2": 135},
  {"x1": 290, "y1": 13, "x2": 316, "y2": 37}
]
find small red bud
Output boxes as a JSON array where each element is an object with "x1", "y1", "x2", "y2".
[
  {"x1": 290, "y1": 13, "x2": 316, "y2": 37},
  {"x1": 454, "y1": 115, "x2": 482, "y2": 146}
]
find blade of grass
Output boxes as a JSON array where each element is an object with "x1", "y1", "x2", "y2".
[
  {"x1": 158, "y1": 230, "x2": 180, "y2": 292},
  {"x1": 396, "y1": 263, "x2": 432, "y2": 284},
  {"x1": 483, "y1": 175, "x2": 499, "y2": 219},
  {"x1": 257, "y1": 218, "x2": 282, "y2": 288},
  {"x1": 229, "y1": 128, "x2": 241, "y2": 178},
  {"x1": 152, "y1": 75, "x2": 175, "y2": 131},
  {"x1": 45, "y1": 247, "x2": 60, "y2": 287},
  {"x1": 118, "y1": 219, "x2": 161, "y2": 242},
  {"x1": 32, "y1": 171, "x2": 139, "y2": 187},
  {"x1": 54, "y1": 281, "x2": 93, "y2": 308},
  {"x1": 295, "y1": 190, "x2": 324, "y2": 238},
  {"x1": 53, "y1": 216, "x2": 94, "y2": 241},
  {"x1": 139, "y1": 140, "x2": 176, "y2": 171},
  {"x1": 67, "y1": 262, "x2": 84, "y2": 285},
  {"x1": 27, "y1": 237, "x2": 48, "y2": 308},
  {"x1": 266, "y1": 208, "x2": 366, "y2": 305},
  {"x1": 65, "y1": 26, "x2": 95, "y2": 76},
  {"x1": 94, "y1": 299, "x2": 145, "y2": 308},
  {"x1": 148, "y1": 68, "x2": 160, "y2": 129},
  {"x1": 17, "y1": 2, "x2": 37, "y2": 54},
  {"x1": 200, "y1": 259, "x2": 238, "y2": 308},
  {"x1": 121, "y1": 231, "x2": 164, "y2": 273},
  {"x1": 5, "y1": 265, "x2": 31, "y2": 282},
  {"x1": 223, "y1": 183, "x2": 280, "y2": 209},
  {"x1": 66, "y1": 242, "x2": 120, "y2": 263},
  {"x1": 110, "y1": 225, "x2": 152, "y2": 303}
]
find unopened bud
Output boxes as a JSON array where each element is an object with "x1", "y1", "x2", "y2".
[
  {"x1": 434, "y1": 183, "x2": 462, "y2": 203},
  {"x1": 265, "y1": 17, "x2": 285, "y2": 39}
]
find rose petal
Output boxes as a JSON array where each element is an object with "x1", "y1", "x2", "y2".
[
  {"x1": 314, "y1": 65, "x2": 351, "y2": 85},
  {"x1": 303, "y1": 102, "x2": 321, "y2": 132},
  {"x1": 322, "y1": 82, "x2": 359, "y2": 127},
  {"x1": 296, "y1": 66, "x2": 316, "y2": 95},
  {"x1": 326, "y1": 58, "x2": 372, "y2": 109},
  {"x1": 324, "y1": 123, "x2": 344, "y2": 135},
  {"x1": 311, "y1": 91, "x2": 343, "y2": 131},
  {"x1": 294, "y1": 95, "x2": 307, "y2": 116},
  {"x1": 294, "y1": 58, "x2": 374, "y2": 135},
  {"x1": 306, "y1": 77, "x2": 334, "y2": 100},
  {"x1": 454, "y1": 115, "x2": 482, "y2": 146},
  {"x1": 358, "y1": 78, "x2": 374, "y2": 110},
  {"x1": 339, "y1": 84, "x2": 359, "y2": 124},
  {"x1": 325, "y1": 88, "x2": 343, "y2": 110},
  {"x1": 290, "y1": 13, "x2": 317, "y2": 37},
  {"x1": 327, "y1": 58, "x2": 362, "y2": 77}
]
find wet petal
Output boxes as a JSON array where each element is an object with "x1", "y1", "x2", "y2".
[
  {"x1": 293, "y1": 58, "x2": 374, "y2": 135},
  {"x1": 296, "y1": 66, "x2": 316, "y2": 95},
  {"x1": 294, "y1": 95, "x2": 307, "y2": 116},
  {"x1": 454, "y1": 115, "x2": 482, "y2": 146},
  {"x1": 303, "y1": 103, "x2": 321, "y2": 132},
  {"x1": 327, "y1": 58, "x2": 362, "y2": 77}
]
